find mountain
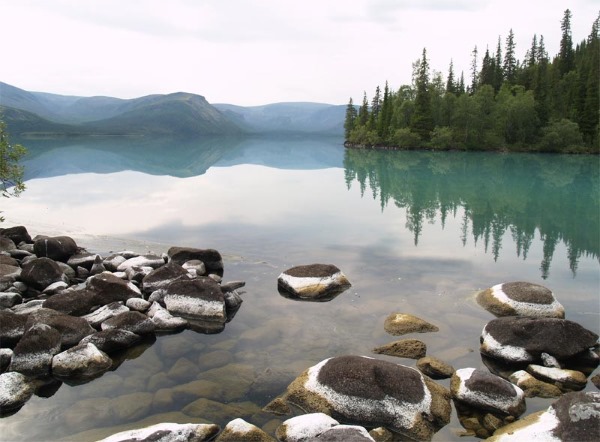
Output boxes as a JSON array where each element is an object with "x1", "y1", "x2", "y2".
[
  {"x1": 214, "y1": 102, "x2": 345, "y2": 135},
  {"x1": 0, "y1": 82, "x2": 345, "y2": 137}
]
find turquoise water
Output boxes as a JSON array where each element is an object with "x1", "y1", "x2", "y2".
[{"x1": 2, "y1": 136, "x2": 599, "y2": 440}]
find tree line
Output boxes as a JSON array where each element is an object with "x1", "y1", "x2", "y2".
[{"x1": 344, "y1": 10, "x2": 599, "y2": 153}]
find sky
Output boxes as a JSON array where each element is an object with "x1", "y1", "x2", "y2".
[{"x1": 1, "y1": 0, "x2": 598, "y2": 106}]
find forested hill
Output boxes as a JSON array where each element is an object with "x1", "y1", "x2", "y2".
[{"x1": 344, "y1": 9, "x2": 599, "y2": 153}]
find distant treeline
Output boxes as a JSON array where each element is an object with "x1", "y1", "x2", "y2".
[{"x1": 344, "y1": 10, "x2": 599, "y2": 153}]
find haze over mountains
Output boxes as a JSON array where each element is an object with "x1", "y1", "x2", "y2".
[{"x1": 0, "y1": 82, "x2": 345, "y2": 137}]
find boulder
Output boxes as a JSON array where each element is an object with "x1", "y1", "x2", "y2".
[
  {"x1": 168, "y1": 246, "x2": 223, "y2": 272},
  {"x1": 384, "y1": 312, "x2": 439, "y2": 335},
  {"x1": 0, "y1": 236, "x2": 16, "y2": 252},
  {"x1": 372, "y1": 339, "x2": 427, "y2": 359},
  {"x1": 8, "y1": 323, "x2": 62, "y2": 377},
  {"x1": 0, "y1": 372, "x2": 35, "y2": 414},
  {"x1": 275, "y1": 413, "x2": 339, "y2": 441},
  {"x1": 52, "y1": 343, "x2": 112, "y2": 379},
  {"x1": 0, "y1": 348, "x2": 13, "y2": 372},
  {"x1": 476, "y1": 281, "x2": 565, "y2": 318},
  {"x1": 102, "y1": 254, "x2": 127, "y2": 272},
  {"x1": 148, "y1": 302, "x2": 188, "y2": 332},
  {"x1": 86, "y1": 272, "x2": 141, "y2": 304},
  {"x1": 126, "y1": 297, "x2": 151, "y2": 312},
  {"x1": 416, "y1": 356, "x2": 455, "y2": 379},
  {"x1": 116, "y1": 254, "x2": 165, "y2": 272},
  {"x1": 216, "y1": 418, "x2": 274, "y2": 442},
  {"x1": 0, "y1": 263, "x2": 21, "y2": 288},
  {"x1": 33, "y1": 235, "x2": 78, "y2": 262},
  {"x1": 81, "y1": 302, "x2": 130, "y2": 329},
  {"x1": 0, "y1": 254, "x2": 20, "y2": 267},
  {"x1": 79, "y1": 329, "x2": 142, "y2": 354},
  {"x1": 0, "y1": 292, "x2": 22, "y2": 308},
  {"x1": 480, "y1": 317, "x2": 599, "y2": 364},
  {"x1": 0, "y1": 225, "x2": 32, "y2": 245},
  {"x1": 282, "y1": 355, "x2": 451, "y2": 441},
  {"x1": 277, "y1": 264, "x2": 351, "y2": 300},
  {"x1": 141, "y1": 260, "x2": 188, "y2": 294},
  {"x1": 67, "y1": 252, "x2": 98, "y2": 271},
  {"x1": 313, "y1": 425, "x2": 375, "y2": 441},
  {"x1": 508, "y1": 370, "x2": 562, "y2": 398},
  {"x1": 164, "y1": 277, "x2": 226, "y2": 323},
  {"x1": 182, "y1": 259, "x2": 206, "y2": 277},
  {"x1": 42, "y1": 289, "x2": 98, "y2": 316},
  {"x1": 26, "y1": 308, "x2": 96, "y2": 349},
  {"x1": 20, "y1": 257, "x2": 66, "y2": 291},
  {"x1": 101, "y1": 311, "x2": 156, "y2": 336},
  {"x1": 450, "y1": 368, "x2": 526, "y2": 417},
  {"x1": 10, "y1": 299, "x2": 45, "y2": 315},
  {"x1": 97, "y1": 422, "x2": 221, "y2": 442},
  {"x1": 488, "y1": 391, "x2": 600, "y2": 441},
  {"x1": 90, "y1": 255, "x2": 106, "y2": 276},
  {"x1": 526, "y1": 364, "x2": 588, "y2": 390}
]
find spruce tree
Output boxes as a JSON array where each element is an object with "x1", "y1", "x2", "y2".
[
  {"x1": 494, "y1": 36, "x2": 504, "y2": 91},
  {"x1": 446, "y1": 59, "x2": 457, "y2": 95},
  {"x1": 410, "y1": 48, "x2": 434, "y2": 141},
  {"x1": 503, "y1": 29, "x2": 517, "y2": 84},
  {"x1": 358, "y1": 92, "x2": 370, "y2": 127},
  {"x1": 470, "y1": 46, "x2": 479, "y2": 94},
  {"x1": 344, "y1": 97, "x2": 357, "y2": 140},
  {"x1": 559, "y1": 9, "x2": 575, "y2": 76}
]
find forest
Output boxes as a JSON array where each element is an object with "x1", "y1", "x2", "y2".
[{"x1": 344, "y1": 10, "x2": 599, "y2": 153}]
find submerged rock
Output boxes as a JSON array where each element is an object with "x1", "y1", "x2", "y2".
[
  {"x1": 476, "y1": 281, "x2": 565, "y2": 318},
  {"x1": 383, "y1": 312, "x2": 439, "y2": 336},
  {"x1": 372, "y1": 339, "x2": 427, "y2": 359},
  {"x1": 0, "y1": 372, "x2": 35, "y2": 414},
  {"x1": 52, "y1": 343, "x2": 112, "y2": 379},
  {"x1": 416, "y1": 356, "x2": 455, "y2": 379},
  {"x1": 164, "y1": 277, "x2": 226, "y2": 323},
  {"x1": 277, "y1": 264, "x2": 351, "y2": 301}
]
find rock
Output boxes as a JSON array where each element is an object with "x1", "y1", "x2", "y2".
[
  {"x1": 42, "y1": 280, "x2": 69, "y2": 295},
  {"x1": 33, "y1": 235, "x2": 78, "y2": 262},
  {"x1": 221, "y1": 280, "x2": 246, "y2": 293},
  {"x1": 416, "y1": 356, "x2": 455, "y2": 379},
  {"x1": 383, "y1": 312, "x2": 439, "y2": 336},
  {"x1": 117, "y1": 254, "x2": 165, "y2": 272},
  {"x1": 592, "y1": 373, "x2": 600, "y2": 389},
  {"x1": 182, "y1": 259, "x2": 207, "y2": 277},
  {"x1": 0, "y1": 308, "x2": 29, "y2": 348},
  {"x1": 90, "y1": 255, "x2": 106, "y2": 276},
  {"x1": 476, "y1": 281, "x2": 565, "y2": 318},
  {"x1": 488, "y1": 391, "x2": 600, "y2": 441},
  {"x1": 26, "y1": 308, "x2": 96, "y2": 349},
  {"x1": 0, "y1": 372, "x2": 35, "y2": 414},
  {"x1": 526, "y1": 364, "x2": 588, "y2": 390},
  {"x1": 277, "y1": 264, "x2": 351, "y2": 300},
  {"x1": 10, "y1": 299, "x2": 44, "y2": 315},
  {"x1": 164, "y1": 277, "x2": 226, "y2": 322},
  {"x1": 480, "y1": 316, "x2": 599, "y2": 364},
  {"x1": 149, "y1": 302, "x2": 188, "y2": 332},
  {"x1": 102, "y1": 254, "x2": 127, "y2": 272},
  {"x1": 0, "y1": 348, "x2": 13, "y2": 372},
  {"x1": 0, "y1": 264, "x2": 21, "y2": 291},
  {"x1": 223, "y1": 290, "x2": 243, "y2": 320},
  {"x1": 52, "y1": 343, "x2": 112, "y2": 379},
  {"x1": 275, "y1": 413, "x2": 339, "y2": 441},
  {"x1": 82, "y1": 302, "x2": 130, "y2": 328},
  {"x1": 168, "y1": 246, "x2": 223, "y2": 272},
  {"x1": 86, "y1": 272, "x2": 141, "y2": 304},
  {"x1": 0, "y1": 236, "x2": 16, "y2": 252},
  {"x1": 101, "y1": 311, "x2": 156, "y2": 336},
  {"x1": 8, "y1": 323, "x2": 62, "y2": 377},
  {"x1": 97, "y1": 422, "x2": 221, "y2": 442},
  {"x1": 20, "y1": 257, "x2": 66, "y2": 291},
  {"x1": 372, "y1": 339, "x2": 426, "y2": 359},
  {"x1": 67, "y1": 252, "x2": 98, "y2": 271},
  {"x1": 0, "y1": 291, "x2": 22, "y2": 308},
  {"x1": 126, "y1": 297, "x2": 151, "y2": 312},
  {"x1": 141, "y1": 260, "x2": 188, "y2": 294},
  {"x1": 283, "y1": 355, "x2": 451, "y2": 440},
  {"x1": 509, "y1": 370, "x2": 562, "y2": 398},
  {"x1": 314, "y1": 425, "x2": 375, "y2": 441},
  {"x1": 42, "y1": 289, "x2": 98, "y2": 316},
  {"x1": 216, "y1": 418, "x2": 274, "y2": 442},
  {"x1": 79, "y1": 329, "x2": 142, "y2": 354},
  {"x1": 450, "y1": 368, "x2": 526, "y2": 417},
  {"x1": 0, "y1": 225, "x2": 32, "y2": 245},
  {"x1": 263, "y1": 397, "x2": 291, "y2": 415}
]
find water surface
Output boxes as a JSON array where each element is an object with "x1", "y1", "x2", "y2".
[{"x1": 2, "y1": 136, "x2": 598, "y2": 441}]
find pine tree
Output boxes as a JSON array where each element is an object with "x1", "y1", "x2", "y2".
[
  {"x1": 370, "y1": 85, "x2": 382, "y2": 128},
  {"x1": 358, "y1": 92, "x2": 370, "y2": 127},
  {"x1": 503, "y1": 29, "x2": 517, "y2": 84},
  {"x1": 458, "y1": 72, "x2": 466, "y2": 95},
  {"x1": 410, "y1": 48, "x2": 434, "y2": 141},
  {"x1": 344, "y1": 97, "x2": 357, "y2": 140},
  {"x1": 558, "y1": 9, "x2": 575, "y2": 76},
  {"x1": 377, "y1": 81, "x2": 393, "y2": 140},
  {"x1": 493, "y1": 36, "x2": 504, "y2": 91},
  {"x1": 580, "y1": 13, "x2": 600, "y2": 147},
  {"x1": 479, "y1": 47, "x2": 495, "y2": 88},
  {"x1": 470, "y1": 46, "x2": 479, "y2": 94},
  {"x1": 446, "y1": 59, "x2": 457, "y2": 95}
]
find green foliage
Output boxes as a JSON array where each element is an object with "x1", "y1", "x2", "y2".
[
  {"x1": 345, "y1": 9, "x2": 598, "y2": 153},
  {"x1": 0, "y1": 119, "x2": 26, "y2": 221}
]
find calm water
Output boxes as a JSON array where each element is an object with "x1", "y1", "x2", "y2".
[{"x1": 2, "y1": 136, "x2": 599, "y2": 441}]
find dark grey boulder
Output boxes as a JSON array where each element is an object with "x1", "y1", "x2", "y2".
[
  {"x1": 42, "y1": 289, "x2": 98, "y2": 316},
  {"x1": 0, "y1": 254, "x2": 20, "y2": 267},
  {"x1": 277, "y1": 264, "x2": 351, "y2": 301},
  {"x1": 0, "y1": 292, "x2": 22, "y2": 308},
  {"x1": 81, "y1": 302, "x2": 130, "y2": 329},
  {"x1": 480, "y1": 316, "x2": 599, "y2": 364},
  {"x1": 51, "y1": 343, "x2": 112, "y2": 379},
  {"x1": 168, "y1": 246, "x2": 223, "y2": 272},
  {"x1": 476, "y1": 281, "x2": 565, "y2": 318},
  {"x1": 0, "y1": 226, "x2": 32, "y2": 245},
  {"x1": 101, "y1": 311, "x2": 156, "y2": 336},
  {"x1": 20, "y1": 257, "x2": 66, "y2": 291},
  {"x1": 26, "y1": 308, "x2": 96, "y2": 349},
  {"x1": 0, "y1": 372, "x2": 35, "y2": 414},
  {"x1": 164, "y1": 277, "x2": 225, "y2": 322},
  {"x1": 0, "y1": 348, "x2": 13, "y2": 372},
  {"x1": 67, "y1": 252, "x2": 98, "y2": 271},
  {"x1": 488, "y1": 391, "x2": 600, "y2": 441},
  {"x1": 79, "y1": 328, "x2": 142, "y2": 354},
  {"x1": 282, "y1": 355, "x2": 451, "y2": 441},
  {"x1": 90, "y1": 255, "x2": 106, "y2": 276},
  {"x1": 33, "y1": 235, "x2": 78, "y2": 262},
  {"x1": 8, "y1": 323, "x2": 62, "y2": 377},
  {"x1": 0, "y1": 237, "x2": 16, "y2": 252},
  {"x1": 450, "y1": 368, "x2": 526, "y2": 417},
  {"x1": 97, "y1": 423, "x2": 221, "y2": 442},
  {"x1": 141, "y1": 260, "x2": 188, "y2": 294},
  {"x1": 86, "y1": 272, "x2": 141, "y2": 304},
  {"x1": 275, "y1": 413, "x2": 339, "y2": 442},
  {"x1": 314, "y1": 425, "x2": 375, "y2": 441},
  {"x1": 0, "y1": 311, "x2": 28, "y2": 348}
]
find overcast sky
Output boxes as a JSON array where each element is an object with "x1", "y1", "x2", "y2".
[{"x1": 1, "y1": 0, "x2": 598, "y2": 106}]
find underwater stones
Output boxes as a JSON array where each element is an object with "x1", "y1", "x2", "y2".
[
  {"x1": 98, "y1": 422, "x2": 221, "y2": 442},
  {"x1": 488, "y1": 391, "x2": 600, "y2": 441},
  {"x1": 20, "y1": 257, "x2": 66, "y2": 291},
  {"x1": 8, "y1": 323, "x2": 62, "y2": 377},
  {"x1": 476, "y1": 281, "x2": 565, "y2": 318},
  {"x1": 0, "y1": 372, "x2": 35, "y2": 414},
  {"x1": 372, "y1": 339, "x2": 427, "y2": 359},
  {"x1": 416, "y1": 356, "x2": 455, "y2": 379},
  {"x1": 33, "y1": 235, "x2": 78, "y2": 262},
  {"x1": 216, "y1": 418, "x2": 274, "y2": 442},
  {"x1": 51, "y1": 343, "x2": 112, "y2": 379},
  {"x1": 168, "y1": 246, "x2": 223, "y2": 272},
  {"x1": 383, "y1": 312, "x2": 439, "y2": 336},
  {"x1": 164, "y1": 277, "x2": 226, "y2": 322},
  {"x1": 451, "y1": 368, "x2": 526, "y2": 417},
  {"x1": 480, "y1": 316, "x2": 599, "y2": 364},
  {"x1": 79, "y1": 329, "x2": 142, "y2": 354},
  {"x1": 277, "y1": 264, "x2": 351, "y2": 300},
  {"x1": 283, "y1": 355, "x2": 451, "y2": 440}
]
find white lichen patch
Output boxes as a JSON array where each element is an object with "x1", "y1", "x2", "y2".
[
  {"x1": 492, "y1": 408, "x2": 560, "y2": 441},
  {"x1": 491, "y1": 284, "x2": 564, "y2": 318},
  {"x1": 278, "y1": 271, "x2": 348, "y2": 296},
  {"x1": 527, "y1": 365, "x2": 587, "y2": 384},
  {"x1": 98, "y1": 423, "x2": 218, "y2": 442},
  {"x1": 454, "y1": 368, "x2": 524, "y2": 415},
  {"x1": 278, "y1": 413, "x2": 339, "y2": 440},
  {"x1": 480, "y1": 327, "x2": 533, "y2": 362},
  {"x1": 164, "y1": 295, "x2": 225, "y2": 321}
]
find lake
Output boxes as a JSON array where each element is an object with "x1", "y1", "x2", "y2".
[{"x1": 1, "y1": 136, "x2": 599, "y2": 441}]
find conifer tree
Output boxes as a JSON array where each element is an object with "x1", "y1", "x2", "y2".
[
  {"x1": 410, "y1": 48, "x2": 434, "y2": 140},
  {"x1": 494, "y1": 36, "x2": 504, "y2": 91},
  {"x1": 470, "y1": 46, "x2": 479, "y2": 94},
  {"x1": 358, "y1": 92, "x2": 370, "y2": 127},
  {"x1": 479, "y1": 47, "x2": 495, "y2": 88},
  {"x1": 344, "y1": 97, "x2": 357, "y2": 140},
  {"x1": 558, "y1": 9, "x2": 575, "y2": 76},
  {"x1": 503, "y1": 29, "x2": 517, "y2": 84},
  {"x1": 446, "y1": 60, "x2": 457, "y2": 95}
]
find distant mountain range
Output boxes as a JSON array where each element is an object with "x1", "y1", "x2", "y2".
[{"x1": 0, "y1": 82, "x2": 345, "y2": 137}]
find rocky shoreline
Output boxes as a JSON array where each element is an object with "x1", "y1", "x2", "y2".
[{"x1": 1, "y1": 225, "x2": 599, "y2": 441}]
